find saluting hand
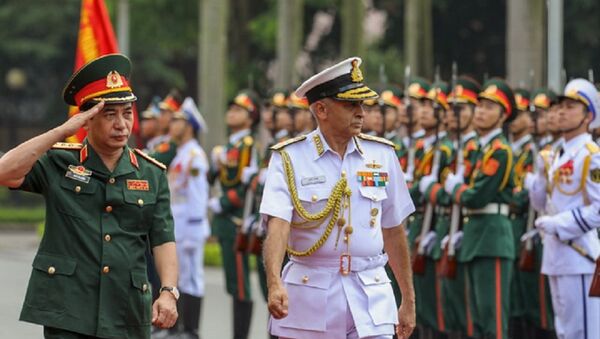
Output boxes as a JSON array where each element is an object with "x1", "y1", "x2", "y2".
[
  {"x1": 59, "y1": 101, "x2": 104, "y2": 138},
  {"x1": 152, "y1": 293, "x2": 178, "y2": 329},
  {"x1": 396, "y1": 301, "x2": 416, "y2": 339},
  {"x1": 267, "y1": 282, "x2": 288, "y2": 319}
]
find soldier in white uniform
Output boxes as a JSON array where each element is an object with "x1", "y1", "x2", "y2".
[
  {"x1": 260, "y1": 57, "x2": 416, "y2": 339},
  {"x1": 527, "y1": 78, "x2": 600, "y2": 339},
  {"x1": 167, "y1": 97, "x2": 209, "y2": 339}
]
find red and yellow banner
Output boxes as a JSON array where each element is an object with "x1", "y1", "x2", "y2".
[{"x1": 67, "y1": 0, "x2": 138, "y2": 142}]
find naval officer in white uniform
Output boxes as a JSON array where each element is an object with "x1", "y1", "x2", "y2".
[
  {"x1": 260, "y1": 57, "x2": 416, "y2": 339},
  {"x1": 527, "y1": 78, "x2": 600, "y2": 339}
]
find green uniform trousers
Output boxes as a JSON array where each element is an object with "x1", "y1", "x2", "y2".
[
  {"x1": 466, "y1": 257, "x2": 512, "y2": 339},
  {"x1": 509, "y1": 217, "x2": 526, "y2": 319},
  {"x1": 441, "y1": 262, "x2": 471, "y2": 336},
  {"x1": 44, "y1": 326, "x2": 139, "y2": 339},
  {"x1": 520, "y1": 241, "x2": 555, "y2": 331},
  {"x1": 214, "y1": 214, "x2": 252, "y2": 301}
]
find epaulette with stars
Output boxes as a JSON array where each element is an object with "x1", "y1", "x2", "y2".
[
  {"x1": 270, "y1": 135, "x2": 307, "y2": 151},
  {"x1": 134, "y1": 149, "x2": 167, "y2": 170},
  {"x1": 357, "y1": 133, "x2": 395, "y2": 148}
]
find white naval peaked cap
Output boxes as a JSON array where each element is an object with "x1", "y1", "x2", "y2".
[
  {"x1": 561, "y1": 78, "x2": 600, "y2": 129},
  {"x1": 295, "y1": 57, "x2": 378, "y2": 104},
  {"x1": 179, "y1": 97, "x2": 208, "y2": 133}
]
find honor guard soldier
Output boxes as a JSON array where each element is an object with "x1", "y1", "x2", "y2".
[
  {"x1": 436, "y1": 76, "x2": 481, "y2": 337},
  {"x1": 528, "y1": 78, "x2": 600, "y2": 339},
  {"x1": 289, "y1": 92, "x2": 315, "y2": 136},
  {"x1": 507, "y1": 88, "x2": 535, "y2": 337},
  {"x1": 208, "y1": 90, "x2": 259, "y2": 339},
  {"x1": 362, "y1": 96, "x2": 385, "y2": 136},
  {"x1": 380, "y1": 89, "x2": 406, "y2": 167},
  {"x1": 0, "y1": 54, "x2": 179, "y2": 338},
  {"x1": 166, "y1": 97, "x2": 209, "y2": 339},
  {"x1": 140, "y1": 96, "x2": 162, "y2": 151},
  {"x1": 517, "y1": 88, "x2": 558, "y2": 338},
  {"x1": 444, "y1": 79, "x2": 517, "y2": 339},
  {"x1": 152, "y1": 90, "x2": 183, "y2": 167},
  {"x1": 260, "y1": 57, "x2": 416, "y2": 339}
]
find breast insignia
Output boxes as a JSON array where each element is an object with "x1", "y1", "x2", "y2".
[
  {"x1": 270, "y1": 135, "x2": 307, "y2": 151},
  {"x1": 357, "y1": 133, "x2": 395, "y2": 148},
  {"x1": 134, "y1": 148, "x2": 167, "y2": 170}
]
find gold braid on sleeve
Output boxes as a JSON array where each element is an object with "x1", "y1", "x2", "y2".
[{"x1": 279, "y1": 150, "x2": 351, "y2": 257}]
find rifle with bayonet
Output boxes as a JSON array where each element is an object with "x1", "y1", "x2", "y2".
[
  {"x1": 405, "y1": 66, "x2": 416, "y2": 181},
  {"x1": 439, "y1": 62, "x2": 459, "y2": 278}
]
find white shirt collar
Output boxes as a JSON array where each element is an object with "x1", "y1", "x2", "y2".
[
  {"x1": 479, "y1": 128, "x2": 503, "y2": 147},
  {"x1": 384, "y1": 130, "x2": 397, "y2": 139},
  {"x1": 562, "y1": 133, "x2": 591, "y2": 156},
  {"x1": 461, "y1": 130, "x2": 477, "y2": 144},
  {"x1": 423, "y1": 133, "x2": 437, "y2": 149},
  {"x1": 310, "y1": 128, "x2": 363, "y2": 160},
  {"x1": 229, "y1": 129, "x2": 251, "y2": 144},
  {"x1": 412, "y1": 129, "x2": 425, "y2": 139},
  {"x1": 511, "y1": 134, "x2": 532, "y2": 152},
  {"x1": 552, "y1": 137, "x2": 564, "y2": 151}
]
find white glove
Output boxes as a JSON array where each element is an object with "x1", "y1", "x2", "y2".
[
  {"x1": 520, "y1": 228, "x2": 540, "y2": 242},
  {"x1": 451, "y1": 231, "x2": 463, "y2": 249},
  {"x1": 258, "y1": 168, "x2": 268, "y2": 185},
  {"x1": 419, "y1": 231, "x2": 437, "y2": 255},
  {"x1": 441, "y1": 235, "x2": 450, "y2": 250},
  {"x1": 419, "y1": 174, "x2": 437, "y2": 194},
  {"x1": 404, "y1": 171, "x2": 414, "y2": 183},
  {"x1": 444, "y1": 172, "x2": 464, "y2": 195},
  {"x1": 208, "y1": 197, "x2": 223, "y2": 214},
  {"x1": 534, "y1": 215, "x2": 559, "y2": 235},
  {"x1": 455, "y1": 164, "x2": 465, "y2": 179},
  {"x1": 242, "y1": 214, "x2": 257, "y2": 233},
  {"x1": 241, "y1": 166, "x2": 258, "y2": 185},
  {"x1": 523, "y1": 172, "x2": 537, "y2": 191},
  {"x1": 211, "y1": 146, "x2": 226, "y2": 169}
]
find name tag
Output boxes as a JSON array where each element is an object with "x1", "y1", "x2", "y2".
[
  {"x1": 301, "y1": 175, "x2": 326, "y2": 186},
  {"x1": 127, "y1": 179, "x2": 150, "y2": 191}
]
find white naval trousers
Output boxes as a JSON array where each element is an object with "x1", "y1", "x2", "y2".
[
  {"x1": 270, "y1": 254, "x2": 397, "y2": 339},
  {"x1": 548, "y1": 274, "x2": 600, "y2": 339},
  {"x1": 176, "y1": 243, "x2": 206, "y2": 297}
]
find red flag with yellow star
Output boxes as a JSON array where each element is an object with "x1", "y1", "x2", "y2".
[{"x1": 67, "y1": 0, "x2": 139, "y2": 142}]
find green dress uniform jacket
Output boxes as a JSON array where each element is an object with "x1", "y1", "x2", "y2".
[
  {"x1": 17, "y1": 141, "x2": 175, "y2": 339},
  {"x1": 151, "y1": 139, "x2": 178, "y2": 168}
]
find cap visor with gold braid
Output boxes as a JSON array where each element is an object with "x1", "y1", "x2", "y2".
[
  {"x1": 295, "y1": 57, "x2": 378, "y2": 104},
  {"x1": 63, "y1": 53, "x2": 137, "y2": 107}
]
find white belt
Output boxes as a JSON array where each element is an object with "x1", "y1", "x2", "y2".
[
  {"x1": 290, "y1": 253, "x2": 388, "y2": 272},
  {"x1": 463, "y1": 203, "x2": 509, "y2": 216}
]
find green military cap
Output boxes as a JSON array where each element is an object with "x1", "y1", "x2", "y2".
[
  {"x1": 268, "y1": 90, "x2": 289, "y2": 108},
  {"x1": 159, "y1": 89, "x2": 183, "y2": 112},
  {"x1": 288, "y1": 92, "x2": 309, "y2": 110},
  {"x1": 425, "y1": 81, "x2": 450, "y2": 110},
  {"x1": 141, "y1": 96, "x2": 161, "y2": 120},
  {"x1": 408, "y1": 77, "x2": 431, "y2": 100},
  {"x1": 230, "y1": 89, "x2": 260, "y2": 124},
  {"x1": 513, "y1": 88, "x2": 531, "y2": 112},
  {"x1": 449, "y1": 76, "x2": 481, "y2": 105},
  {"x1": 63, "y1": 54, "x2": 137, "y2": 108},
  {"x1": 530, "y1": 88, "x2": 558, "y2": 110},
  {"x1": 479, "y1": 78, "x2": 516, "y2": 122},
  {"x1": 379, "y1": 88, "x2": 403, "y2": 108}
]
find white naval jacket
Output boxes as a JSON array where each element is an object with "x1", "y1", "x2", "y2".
[
  {"x1": 168, "y1": 139, "x2": 210, "y2": 249},
  {"x1": 260, "y1": 128, "x2": 415, "y2": 337},
  {"x1": 529, "y1": 133, "x2": 600, "y2": 275}
]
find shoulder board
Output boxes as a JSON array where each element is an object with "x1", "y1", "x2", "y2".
[
  {"x1": 52, "y1": 142, "x2": 83, "y2": 150},
  {"x1": 465, "y1": 139, "x2": 478, "y2": 151},
  {"x1": 415, "y1": 139, "x2": 425, "y2": 149},
  {"x1": 439, "y1": 144, "x2": 452, "y2": 157},
  {"x1": 357, "y1": 133, "x2": 395, "y2": 147},
  {"x1": 243, "y1": 135, "x2": 254, "y2": 146},
  {"x1": 134, "y1": 149, "x2": 167, "y2": 170},
  {"x1": 492, "y1": 139, "x2": 507, "y2": 151},
  {"x1": 270, "y1": 135, "x2": 307, "y2": 151},
  {"x1": 586, "y1": 142, "x2": 600, "y2": 154}
]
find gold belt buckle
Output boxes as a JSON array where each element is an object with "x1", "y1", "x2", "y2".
[{"x1": 340, "y1": 253, "x2": 351, "y2": 275}]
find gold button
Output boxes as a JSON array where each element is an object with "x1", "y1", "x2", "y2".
[
  {"x1": 370, "y1": 218, "x2": 376, "y2": 227},
  {"x1": 74, "y1": 186, "x2": 81, "y2": 193},
  {"x1": 311, "y1": 195, "x2": 318, "y2": 202},
  {"x1": 47, "y1": 266, "x2": 56, "y2": 275},
  {"x1": 370, "y1": 208, "x2": 379, "y2": 216},
  {"x1": 104, "y1": 234, "x2": 111, "y2": 242},
  {"x1": 102, "y1": 266, "x2": 110, "y2": 274},
  {"x1": 375, "y1": 275, "x2": 380, "y2": 282},
  {"x1": 302, "y1": 275, "x2": 309, "y2": 283},
  {"x1": 108, "y1": 178, "x2": 115, "y2": 184},
  {"x1": 463, "y1": 217, "x2": 469, "y2": 224},
  {"x1": 341, "y1": 170, "x2": 347, "y2": 177},
  {"x1": 137, "y1": 199, "x2": 144, "y2": 207},
  {"x1": 142, "y1": 283, "x2": 148, "y2": 292},
  {"x1": 105, "y1": 205, "x2": 113, "y2": 213}
]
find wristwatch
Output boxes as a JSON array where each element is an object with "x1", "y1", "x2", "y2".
[{"x1": 159, "y1": 286, "x2": 180, "y2": 300}]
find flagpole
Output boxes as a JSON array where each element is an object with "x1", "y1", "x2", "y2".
[{"x1": 117, "y1": 0, "x2": 130, "y2": 55}]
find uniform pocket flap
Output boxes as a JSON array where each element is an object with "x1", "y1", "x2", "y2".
[
  {"x1": 123, "y1": 191, "x2": 157, "y2": 206},
  {"x1": 296, "y1": 188, "x2": 331, "y2": 203},
  {"x1": 283, "y1": 265, "x2": 333, "y2": 289},
  {"x1": 60, "y1": 176, "x2": 97, "y2": 194},
  {"x1": 32, "y1": 253, "x2": 77, "y2": 276},
  {"x1": 130, "y1": 271, "x2": 149, "y2": 290},
  {"x1": 357, "y1": 268, "x2": 391, "y2": 286},
  {"x1": 358, "y1": 186, "x2": 388, "y2": 202}
]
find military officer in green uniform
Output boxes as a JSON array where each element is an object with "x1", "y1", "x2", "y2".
[
  {"x1": 0, "y1": 54, "x2": 179, "y2": 339},
  {"x1": 208, "y1": 90, "x2": 260, "y2": 339},
  {"x1": 444, "y1": 79, "x2": 517, "y2": 339},
  {"x1": 507, "y1": 88, "x2": 534, "y2": 337}
]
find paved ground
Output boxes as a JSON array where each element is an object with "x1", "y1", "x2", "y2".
[{"x1": 0, "y1": 230, "x2": 269, "y2": 339}]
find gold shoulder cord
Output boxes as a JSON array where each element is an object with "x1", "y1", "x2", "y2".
[
  {"x1": 279, "y1": 150, "x2": 351, "y2": 257},
  {"x1": 552, "y1": 154, "x2": 592, "y2": 198},
  {"x1": 219, "y1": 142, "x2": 250, "y2": 186}
]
